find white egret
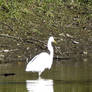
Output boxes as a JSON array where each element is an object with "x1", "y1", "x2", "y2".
[{"x1": 25, "y1": 36, "x2": 56, "y2": 77}]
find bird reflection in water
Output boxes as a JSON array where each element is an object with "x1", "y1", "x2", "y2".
[{"x1": 26, "y1": 78, "x2": 54, "y2": 92}]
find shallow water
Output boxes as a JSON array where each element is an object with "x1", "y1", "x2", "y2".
[{"x1": 0, "y1": 58, "x2": 92, "y2": 92}]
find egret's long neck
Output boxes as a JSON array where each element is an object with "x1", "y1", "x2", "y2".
[{"x1": 47, "y1": 40, "x2": 54, "y2": 59}]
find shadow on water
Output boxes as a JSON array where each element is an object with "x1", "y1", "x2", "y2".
[{"x1": 0, "y1": 58, "x2": 92, "y2": 92}]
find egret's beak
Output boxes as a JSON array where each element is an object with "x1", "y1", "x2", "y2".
[{"x1": 54, "y1": 40, "x2": 57, "y2": 44}]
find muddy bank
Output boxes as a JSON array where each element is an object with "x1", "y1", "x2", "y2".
[{"x1": 0, "y1": 1, "x2": 92, "y2": 63}]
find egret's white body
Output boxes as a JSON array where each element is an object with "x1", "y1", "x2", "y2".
[{"x1": 25, "y1": 36, "x2": 55, "y2": 76}]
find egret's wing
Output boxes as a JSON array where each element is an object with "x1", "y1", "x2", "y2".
[
  {"x1": 26, "y1": 52, "x2": 50, "y2": 72},
  {"x1": 28, "y1": 55, "x2": 39, "y2": 64},
  {"x1": 26, "y1": 54, "x2": 41, "y2": 71}
]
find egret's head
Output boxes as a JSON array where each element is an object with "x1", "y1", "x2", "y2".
[
  {"x1": 47, "y1": 36, "x2": 56, "y2": 52},
  {"x1": 49, "y1": 36, "x2": 56, "y2": 44}
]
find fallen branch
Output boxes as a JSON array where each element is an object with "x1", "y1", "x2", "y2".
[{"x1": 0, "y1": 49, "x2": 18, "y2": 53}]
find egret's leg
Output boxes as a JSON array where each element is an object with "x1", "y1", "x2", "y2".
[{"x1": 38, "y1": 72, "x2": 42, "y2": 78}]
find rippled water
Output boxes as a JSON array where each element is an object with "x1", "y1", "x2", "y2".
[{"x1": 0, "y1": 58, "x2": 92, "y2": 92}]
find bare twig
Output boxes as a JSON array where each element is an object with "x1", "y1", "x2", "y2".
[
  {"x1": 0, "y1": 34, "x2": 23, "y2": 41},
  {"x1": 0, "y1": 22, "x2": 13, "y2": 31},
  {"x1": 55, "y1": 46, "x2": 62, "y2": 56}
]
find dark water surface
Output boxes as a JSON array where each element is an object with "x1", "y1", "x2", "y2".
[{"x1": 0, "y1": 59, "x2": 92, "y2": 92}]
